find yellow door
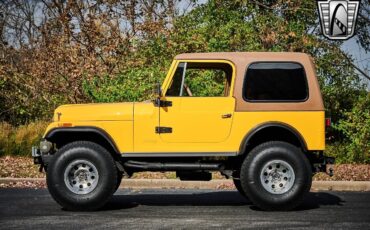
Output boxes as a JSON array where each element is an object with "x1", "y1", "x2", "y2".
[
  {"x1": 159, "y1": 97, "x2": 235, "y2": 143},
  {"x1": 159, "y1": 60, "x2": 236, "y2": 143}
]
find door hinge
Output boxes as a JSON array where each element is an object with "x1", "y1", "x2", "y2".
[
  {"x1": 153, "y1": 98, "x2": 172, "y2": 107},
  {"x1": 155, "y1": 126, "x2": 172, "y2": 134}
]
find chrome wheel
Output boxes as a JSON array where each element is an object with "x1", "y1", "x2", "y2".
[
  {"x1": 260, "y1": 160, "x2": 295, "y2": 194},
  {"x1": 64, "y1": 160, "x2": 99, "y2": 195}
]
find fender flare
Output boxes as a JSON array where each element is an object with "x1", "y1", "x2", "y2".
[
  {"x1": 239, "y1": 122, "x2": 308, "y2": 155},
  {"x1": 45, "y1": 126, "x2": 120, "y2": 154}
]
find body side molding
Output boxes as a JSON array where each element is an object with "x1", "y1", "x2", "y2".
[{"x1": 121, "y1": 152, "x2": 238, "y2": 157}]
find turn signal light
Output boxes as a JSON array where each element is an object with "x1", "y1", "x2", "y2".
[{"x1": 58, "y1": 123, "x2": 72, "y2": 127}]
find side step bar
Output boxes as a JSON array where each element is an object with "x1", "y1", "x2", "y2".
[{"x1": 123, "y1": 160, "x2": 224, "y2": 171}]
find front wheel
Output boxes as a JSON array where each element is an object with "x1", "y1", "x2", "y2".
[
  {"x1": 240, "y1": 141, "x2": 312, "y2": 211},
  {"x1": 114, "y1": 172, "x2": 123, "y2": 193},
  {"x1": 233, "y1": 179, "x2": 246, "y2": 197},
  {"x1": 47, "y1": 141, "x2": 118, "y2": 211}
]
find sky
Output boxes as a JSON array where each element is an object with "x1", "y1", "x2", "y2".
[{"x1": 342, "y1": 38, "x2": 370, "y2": 80}]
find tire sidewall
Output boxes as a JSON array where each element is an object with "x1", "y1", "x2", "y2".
[
  {"x1": 233, "y1": 179, "x2": 246, "y2": 197},
  {"x1": 241, "y1": 142, "x2": 312, "y2": 210},
  {"x1": 47, "y1": 142, "x2": 117, "y2": 210}
]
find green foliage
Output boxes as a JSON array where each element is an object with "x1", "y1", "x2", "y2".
[
  {"x1": 185, "y1": 69, "x2": 225, "y2": 97},
  {"x1": 333, "y1": 93, "x2": 370, "y2": 163},
  {"x1": 82, "y1": 66, "x2": 167, "y2": 103},
  {"x1": 169, "y1": 1, "x2": 261, "y2": 53},
  {"x1": 1, "y1": 0, "x2": 369, "y2": 162},
  {"x1": 79, "y1": 0, "x2": 369, "y2": 163}
]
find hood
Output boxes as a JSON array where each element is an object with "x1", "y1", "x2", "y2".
[{"x1": 54, "y1": 102, "x2": 134, "y2": 122}]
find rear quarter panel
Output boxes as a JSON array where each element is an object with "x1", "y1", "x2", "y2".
[{"x1": 228, "y1": 111, "x2": 325, "y2": 151}]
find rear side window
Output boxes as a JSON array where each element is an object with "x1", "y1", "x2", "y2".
[{"x1": 243, "y1": 62, "x2": 308, "y2": 102}]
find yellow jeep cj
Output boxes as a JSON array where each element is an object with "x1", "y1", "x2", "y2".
[{"x1": 32, "y1": 52, "x2": 334, "y2": 211}]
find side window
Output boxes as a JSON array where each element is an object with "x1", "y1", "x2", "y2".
[
  {"x1": 243, "y1": 62, "x2": 308, "y2": 101},
  {"x1": 166, "y1": 62, "x2": 233, "y2": 97},
  {"x1": 166, "y1": 63, "x2": 185, "y2": 97}
]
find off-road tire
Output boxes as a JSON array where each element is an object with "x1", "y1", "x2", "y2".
[
  {"x1": 240, "y1": 141, "x2": 312, "y2": 211},
  {"x1": 233, "y1": 179, "x2": 246, "y2": 197},
  {"x1": 115, "y1": 172, "x2": 123, "y2": 192},
  {"x1": 47, "y1": 141, "x2": 118, "y2": 211}
]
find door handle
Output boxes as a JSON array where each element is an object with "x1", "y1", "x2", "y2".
[{"x1": 221, "y1": 113, "x2": 232, "y2": 119}]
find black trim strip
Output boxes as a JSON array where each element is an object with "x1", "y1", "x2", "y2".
[{"x1": 121, "y1": 152, "x2": 238, "y2": 157}]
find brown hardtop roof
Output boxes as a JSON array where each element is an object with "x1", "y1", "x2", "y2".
[
  {"x1": 175, "y1": 52, "x2": 311, "y2": 62},
  {"x1": 175, "y1": 52, "x2": 323, "y2": 111}
]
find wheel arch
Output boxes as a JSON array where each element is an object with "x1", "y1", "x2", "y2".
[
  {"x1": 45, "y1": 126, "x2": 120, "y2": 157},
  {"x1": 239, "y1": 122, "x2": 308, "y2": 156}
]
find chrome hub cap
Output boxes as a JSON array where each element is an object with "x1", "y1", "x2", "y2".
[
  {"x1": 260, "y1": 160, "x2": 295, "y2": 194},
  {"x1": 64, "y1": 160, "x2": 99, "y2": 195}
]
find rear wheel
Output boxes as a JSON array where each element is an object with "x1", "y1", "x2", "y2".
[
  {"x1": 47, "y1": 141, "x2": 118, "y2": 211},
  {"x1": 240, "y1": 141, "x2": 312, "y2": 211}
]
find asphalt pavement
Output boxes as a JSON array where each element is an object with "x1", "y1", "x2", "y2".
[{"x1": 0, "y1": 188, "x2": 370, "y2": 229}]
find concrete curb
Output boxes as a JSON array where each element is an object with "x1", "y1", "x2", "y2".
[{"x1": 1, "y1": 178, "x2": 370, "y2": 191}]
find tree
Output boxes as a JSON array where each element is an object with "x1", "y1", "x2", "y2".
[{"x1": 0, "y1": 0, "x2": 369, "y2": 162}]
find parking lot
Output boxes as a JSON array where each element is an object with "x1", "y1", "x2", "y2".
[{"x1": 1, "y1": 188, "x2": 370, "y2": 229}]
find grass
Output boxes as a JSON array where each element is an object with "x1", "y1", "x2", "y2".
[{"x1": 0, "y1": 121, "x2": 48, "y2": 157}]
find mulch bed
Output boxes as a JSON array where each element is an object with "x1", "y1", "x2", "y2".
[
  {"x1": 0, "y1": 156, "x2": 45, "y2": 178},
  {"x1": 314, "y1": 164, "x2": 370, "y2": 181},
  {"x1": 1, "y1": 156, "x2": 369, "y2": 188},
  {"x1": 0, "y1": 180, "x2": 46, "y2": 189}
]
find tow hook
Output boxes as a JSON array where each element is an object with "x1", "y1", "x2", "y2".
[
  {"x1": 313, "y1": 153, "x2": 335, "y2": 176},
  {"x1": 325, "y1": 156, "x2": 335, "y2": 177},
  {"x1": 32, "y1": 146, "x2": 44, "y2": 172},
  {"x1": 328, "y1": 166, "x2": 334, "y2": 177}
]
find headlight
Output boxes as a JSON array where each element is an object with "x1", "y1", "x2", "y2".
[{"x1": 39, "y1": 140, "x2": 53, "y2": 154}]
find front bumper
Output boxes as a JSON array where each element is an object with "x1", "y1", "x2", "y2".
[
  {"x1": 32, "y1": 146, "x2": 42, "y2": 164},
  {"x1": 32, "y1": 140, "x2": 54, "y2": 172}
]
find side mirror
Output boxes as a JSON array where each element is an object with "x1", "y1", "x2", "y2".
[{"x1": 152, "y1": 81, "x2": 172, "y2": 107}]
